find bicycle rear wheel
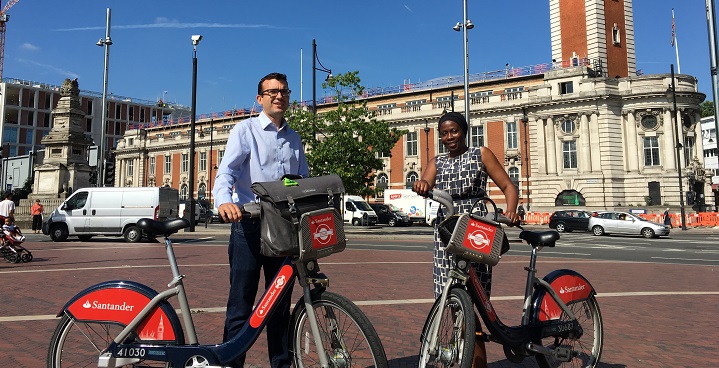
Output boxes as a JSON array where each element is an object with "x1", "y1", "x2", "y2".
[
  {"x1": 418, "y1": 288, "x2": 475, "y2": 368},
  {"x1": 534, "y1": 295, "x2": 603, "y2": 368},
  {"x1": 47, "y1": 313, "x2": 175, "y2": 367},
  {"x1": 290, "y1": 290, "x2": 388, "y2": 368}
]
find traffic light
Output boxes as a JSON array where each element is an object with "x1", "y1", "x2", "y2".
[{"x1": 104, "y1": 153, "x2": 116, "y2": 186}]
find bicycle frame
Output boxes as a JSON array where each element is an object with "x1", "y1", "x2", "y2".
[
  {"x1": 56, "y1": 231, "x2": 333, "y2": 367},
  {"x1": 424, "y1": 241, "x2": 596, "y2": 361}
]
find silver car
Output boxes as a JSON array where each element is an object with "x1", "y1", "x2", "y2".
[{"x1": 588, "y1": 211, "x2": 670, "y2": 238}]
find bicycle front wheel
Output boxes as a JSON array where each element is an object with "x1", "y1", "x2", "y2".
[
  {"x1": 290, "y1": 290, "x2": 388, "y2": 368},
  {"x1": 535, "y1": 295, "x2": 603, "y2": 368},
  {"x1": 47, "y1": 313, "x2": 174, "y2": 368},
  {"x1": 418, "y1": 287, "x2": 475, "y2": 368}
]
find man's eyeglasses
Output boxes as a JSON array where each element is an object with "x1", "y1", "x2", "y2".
[{"x1": 261, "y1": 88, "x2": 292, "y2": 97}]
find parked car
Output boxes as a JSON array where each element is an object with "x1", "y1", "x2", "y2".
[
  {"x1": 369, "y1": 203, "x2": 412, "y2": 227},
  {"x1": 179, "y1": 201, "x2": 205, "y2": 225},
  {"x1": 548, "y1": 209, "x2": 593, "y2": 232},
  {"x1": 588, "y1": 211, "x2": 670, "y2": 238},
  {"x1": 208, "y1": 208, "x2": 225, "y2": 223}
]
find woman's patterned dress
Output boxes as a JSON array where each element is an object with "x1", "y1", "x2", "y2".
[{"x1": 432, "y1": 146, "x2": 493, "y2": 299}]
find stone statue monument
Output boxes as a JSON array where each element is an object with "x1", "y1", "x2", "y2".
[{"x1": 32, "y1": 78, "x2": 95, "y2": 198}]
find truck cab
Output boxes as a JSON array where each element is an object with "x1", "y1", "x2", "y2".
[{"x1": 343, "y1": 195, "x2": 378, "y2": 226}]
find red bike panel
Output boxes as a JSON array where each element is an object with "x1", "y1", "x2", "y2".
[
  {"x1": 250, "y1": 264, "x2": 294, "y2": 328},
  {"x1": 537, "y1": 273, "x2": 593, "y2": 322},
  {"x1": 66, "y1": 288, "x2": 177, "y2": 341},
  {"x1": 308, "y1": 211, "x2": 338, "y2": 249}
]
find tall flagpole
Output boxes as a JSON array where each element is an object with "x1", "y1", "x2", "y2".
[{"x1": 672, "y1": 8, "x2": 682, "y2": 74}]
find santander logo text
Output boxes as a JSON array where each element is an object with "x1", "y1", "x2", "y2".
[
  {"x1": 82, "y1": 300, "x2": 135, "y2": 312},
  {"x1": 250, "y1": 265, "x2": 293, "y2": 328},
  {"x1": 559, "y1": 284, "x2": 587, "y2": 294}
]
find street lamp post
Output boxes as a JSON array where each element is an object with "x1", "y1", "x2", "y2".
[
  {"x1": 424, "y1": 120, "x2": 430, "y2": 166},
  {"x1": 312, "y1": 39, "x2": 332, "y2": 137},
  {"x1": 188, "y1": 34, "x2": 202, "y2": 232},
  {"x1": 668, "y1": 64, "x2": 687, "y2": 230},
  {"x1": 205, "y1": 118, "x2": 214, "y2": 229},
  {"x1": 522, "y1": 107, "x2": 530, "y2": 209},
  {"x1": 453, "y1": 0, "x2": 474, "y2": 124},
  {"x1": 96, "y1": 8, "x2": 112, "y2": 187}
]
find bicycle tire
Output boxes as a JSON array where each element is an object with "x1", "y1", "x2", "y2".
[
  {"x1": 418, "y1": 288, "x2": 475, "y2": 368},
  {"x1": 534, "y1": 295, "x2": 603, "y2": 368},
  {"x1": 47, "y1": 313, "x2": 176, "y2": 368},
  {"x1": 290, "y1": 290, "x2": 388, "y2": 368}
]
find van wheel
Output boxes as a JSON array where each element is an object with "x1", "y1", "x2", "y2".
[
  {"x1": 50, "y1": 225, "x2": 69, "y2": 242},
  {"x1": 124, "y1": 226, "x2": 142, "y2": 243},
  {"x1": 78, "y1": 235, "x2": 93, "y2": 242},
  {"x1": 352, "y1": 218, "x2": 360, "y2": 226}
]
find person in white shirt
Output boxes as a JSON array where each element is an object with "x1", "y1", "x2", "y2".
[{"x1": 0, "y1": 192, "x2": 15, "y2": 218}]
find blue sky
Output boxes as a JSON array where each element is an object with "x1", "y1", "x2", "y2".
[{"x1": 3, "y1": 1, "x2": 716, "y2": 115}]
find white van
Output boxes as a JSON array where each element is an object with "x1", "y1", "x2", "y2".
[
  {"x1": 343, "y1": 195, "x2": 378, "y2": 226},
  {"x1": 42, "y1": 187, "x2": 179, "y2": 242},
  {"x1": 384, "y1": 189, "x2": 428, "y2": 224}
]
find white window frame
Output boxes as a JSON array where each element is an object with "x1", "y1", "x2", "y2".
[
  {"x1": 643, "y1": 137, "x2": 661, "y2": 166},
  {"x1": 562, "y1": 140, "x2": 578, "y2": 169},
  {"x1": 406, "y1": 131, "x2": 418, "y2": 156},
  {"x1": 470, "y1": 125, "x2": 484, "y2": 148},
  {"x1": 164, "y1": 155, "x2": 171, "y2": 174},
  {"x1": 507, "y1": 121, "x2": 518, "y2": 149},
  {"x1": 181, "y1": 153, "x2": 189, "y2": 173},
  {"x1": 199, "y1": 151, "x2": 207, "y2": 171}
]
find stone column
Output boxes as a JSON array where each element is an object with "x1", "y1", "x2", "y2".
[
  {"x1": 663, "y1": 108, "x2": 676, "y2": 170},
  {"x1": 589, "y1": 113, "x2": 601, "y2": 172},
  {"x1": 546, "y1": 116, "x2": 557, "y2": 175},
  {"x1": 624, "y1": 110, "x2": 639, "y2": 172},
  {"x1": 579, "y1": 113, "x2": 592, "y2": 173},
  {"x1": 536, "y1": 116, "x2": 547, "y2": 174}
]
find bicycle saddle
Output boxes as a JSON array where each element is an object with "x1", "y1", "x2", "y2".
[
  {"x1": 137, "y1": 218, "x2": 190, "y2": 236},
  {"x1": 518, "y1": 230, "x2": 559, "y2": 247}
]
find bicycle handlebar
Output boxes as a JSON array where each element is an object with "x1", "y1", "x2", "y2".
[
  {"x1": 240, "y1": 202, "x2": 262, "y2": 219},
  {"x1": 427, "y1": 189, "x2": 520, "y2": 227}
]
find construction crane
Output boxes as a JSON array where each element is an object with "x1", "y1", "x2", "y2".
[{"x1": 0, "y1": 0, "x2": 21, "y2": 81}]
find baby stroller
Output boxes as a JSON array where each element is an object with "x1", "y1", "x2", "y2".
[{"x1": 0, "y1": 224, "x2": 32, "y2": 263}]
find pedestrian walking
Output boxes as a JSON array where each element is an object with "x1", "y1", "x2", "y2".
[
  {"x1": 663, "y1": 208, "x2": 672, "y2": 228},
  {"x1": 518, "y1": 201, "x2": 526, "y2": 224},
  {"x1": 31, "y1": 199, "x2": 44, "y2": 234},
  {"x1": 212, "y1": 72, "x2": 309, "y2": 368},
  {"x1": 0, "y1": 192, "x2": 15, "y2": 218}
]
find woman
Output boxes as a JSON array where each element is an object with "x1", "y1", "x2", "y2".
[
  {"x1": 31, "y1": 199, "x2": 44, "y2": 234},
  {"x1": 413, "y1": 112, "x2": 519, "y2": 368}
]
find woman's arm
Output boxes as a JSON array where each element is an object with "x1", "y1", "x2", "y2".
[
  {"x1": 413, "y1": 156, "x2": 438, "y2": 196},
  {"x1": 481, "y1": 147, "x2": 519, "y2": 222}
]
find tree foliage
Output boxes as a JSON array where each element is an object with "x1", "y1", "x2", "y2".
[
  {"x1": 287, "y1": 71, "x2": 406, "y2": 197},
  {"x1": 701, "y1": 100, "x2": 714, "y2": 118}
]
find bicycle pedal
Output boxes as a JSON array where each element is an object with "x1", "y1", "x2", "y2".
[
  {"x1": 474, "y1": 331, "x2": 490, "y2": 342},
  {"x1": 553, "y1": 347, "x2": 574, "y2": 362}
]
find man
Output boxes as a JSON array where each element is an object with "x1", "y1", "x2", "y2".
[
  {"x1": 0, "y1": 192, "x2": 15, "y2": 218},
  {"x1": 212, "y1": 72, "x2": 309, "y2": 368},
  {"x1": 517, "y1": 201, "x2": 526, "y2": 224}
]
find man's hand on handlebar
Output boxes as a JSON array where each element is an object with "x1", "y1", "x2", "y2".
[{"x1": 218, "y1": 203, "x2": 243, "y2": 223}]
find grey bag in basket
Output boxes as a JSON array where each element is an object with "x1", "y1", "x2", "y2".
[{"x1": 250, "y1": 174, "x2": 345, "y2": 257}]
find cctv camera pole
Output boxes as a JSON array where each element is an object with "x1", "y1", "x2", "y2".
[
  {"x1": 98, "y1": 8, "x2": 112, "y2": 187},
  {"x1": 461, "y1": 0, "x2": 470, "y2": 123}
]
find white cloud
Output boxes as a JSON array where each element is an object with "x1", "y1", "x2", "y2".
[
  {"x1": 20, "y1": 43, "x2": 40, "y2": 51},
  {"x1": 16, "y1": 58, "x2": 79, "y2": 79}
]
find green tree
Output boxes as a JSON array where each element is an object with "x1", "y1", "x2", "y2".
[
  {"x1": 287, "y1": 71, "x2": 406, "y2": 197},
  {"x1": 701, "y1": 100, "x2": 714, "y2": 118}
]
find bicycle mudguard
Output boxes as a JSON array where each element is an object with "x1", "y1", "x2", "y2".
[
  {"x1": 57, "y1": 280, "x2": 185, "y2": 343},
  {"x1": 530, "y1": 269, "x2": 596, "y2": 322}
]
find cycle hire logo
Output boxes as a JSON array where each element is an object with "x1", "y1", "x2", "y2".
[
  {"x1": 309, "y1": 212, "x2": 337, "y2": 249},
  {"x1": 250, "y1": 265, "x2": 293, "y2": 328},
  {"x1": 461, "y1": 219, "x2": 497, "y2": 254}
]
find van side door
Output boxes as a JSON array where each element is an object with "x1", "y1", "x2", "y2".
[
  {"x1": 88, "y1": 191, "x2": 123, "y2": 234},
  {"x1": 62, "y1": 191, "x2": 90, "y2": 233}
]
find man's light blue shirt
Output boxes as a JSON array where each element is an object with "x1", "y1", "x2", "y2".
[{"x1": 212, "y1": 112, "x2": 309, "y2": 207}]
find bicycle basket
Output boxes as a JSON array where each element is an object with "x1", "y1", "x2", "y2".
[
  {"x1": 441, "y1": 213, "x2": 505, "y2": 266},
  {"x1": 297, "y1": 207, "x2": 347, "y2": 262}
]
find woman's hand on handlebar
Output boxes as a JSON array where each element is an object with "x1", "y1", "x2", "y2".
[
  {"x1": 218, "y1": 203, "x2": 243, "y2": 223},
  {"x1": 413, "y1": 179, "x2": 431, "y2": 197},
  {"x1": 500, "y1": 210, "x2": 522, "y2": 227}
]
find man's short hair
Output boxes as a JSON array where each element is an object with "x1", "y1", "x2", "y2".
[
  {"x1": 257, "y1": 72, "x2": 288, "y2": 95},
  {"x1": 3, "y1": 192, "x2": 12, "y2": 199}
]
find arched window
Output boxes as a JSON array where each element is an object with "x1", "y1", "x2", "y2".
[
  {"x1": 405, "y1": 171, "x2": 419, "y2": 189},
  {"x1": 554, "y1": 190, "x2": 586, "y2": 206},
  {"x1": 376, "y1": 173, "x2": 388, "y2": 189},
  {"x1": 180, "y1": 184, "x2": 188, "y2": 200},
  {"x1": 198, "y1": 183, "x2": 207, "y2": 199}
]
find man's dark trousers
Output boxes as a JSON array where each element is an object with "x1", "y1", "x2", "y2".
[{"x1": 223, "y1": 219, "x2": 294, "y2": 368}]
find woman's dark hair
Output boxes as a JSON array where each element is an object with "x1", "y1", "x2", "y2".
[
  {"x1": 438, "y1": 112, "x2": 468, "y2": 135},
  {"x1": 257, "y1": 72, "x2": 288, "y2": 95}
]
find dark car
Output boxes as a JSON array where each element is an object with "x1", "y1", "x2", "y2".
[
  {"x1": 548, "y1": 210, "x2": 593, "y2": 232},
  {"x1": 369, "y1": 203, "x2": 412, "y2": 227}
]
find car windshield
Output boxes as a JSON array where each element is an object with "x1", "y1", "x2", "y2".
[
  {"x1": 387, "y1": 204, "x2": 402, "y2": 212},
  {"x1": 354, "y1": 201, "x2": 373, "y2": 211}
]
